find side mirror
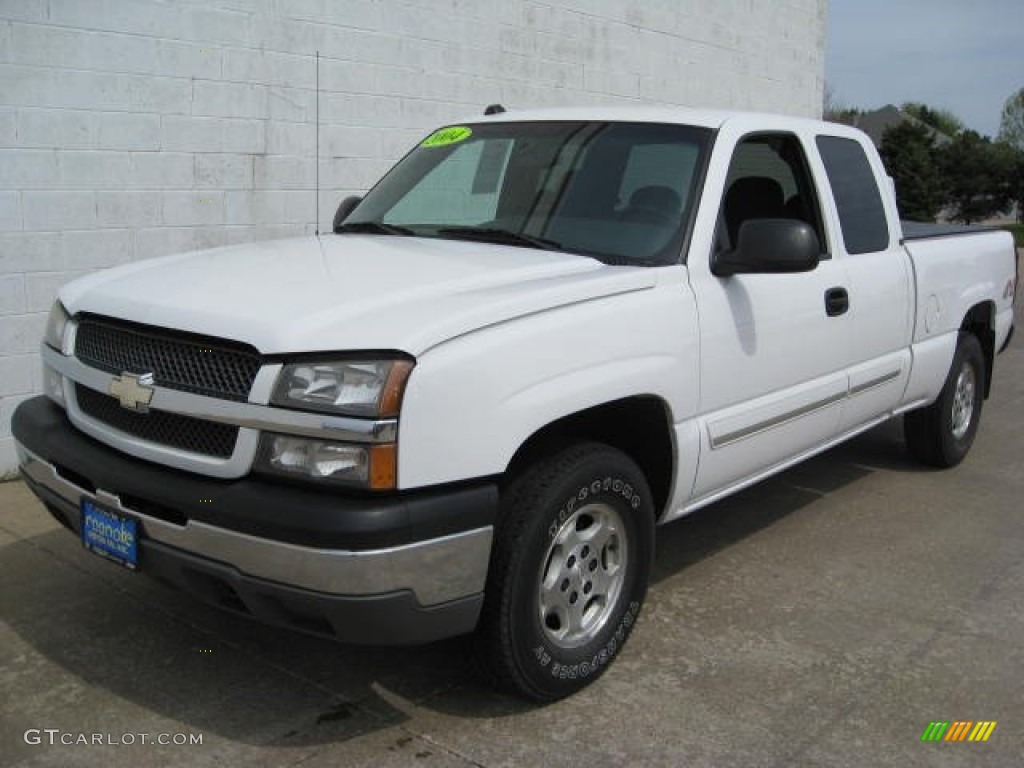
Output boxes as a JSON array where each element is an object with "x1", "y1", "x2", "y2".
[
  {"x1": 332, "y1": 196, "x2": 363, "y2": 232},
  {"x1": 713, "y1": 219, "x2": 821, "y2": 277}
]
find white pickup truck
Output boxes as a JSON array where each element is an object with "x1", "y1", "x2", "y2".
[{"x1": 13, "y1": 107, "x2": 1017, "y2": 701}]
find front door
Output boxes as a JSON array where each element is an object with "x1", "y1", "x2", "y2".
[{"x1": 689, "y1": 131, "x2": 852, "y2": 502}]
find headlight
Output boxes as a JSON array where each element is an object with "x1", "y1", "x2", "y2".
[
  {"x1": 44, "y1": 301, "x2": 70, "y2": 352},
  {"x1": 256, "y1": 434, "x2": 397, "y2": 489},
  {"x1": 271, "y1": 359, "x2": 413, "y2": 417}
]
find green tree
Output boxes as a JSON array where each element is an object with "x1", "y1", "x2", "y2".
[
  {"x1": 996, "y1": 142, "x2": 1024, "y2": 223},
  {"x1": 998, "y1": 87, "x2": 1024, "y2": 151},
  {"x1": 901, "y1": 102, "x2": 964, "y2": 138},
  {"x1": 939, "y1": 131, "x2": 1013, "y2": 224},
  {"x1": 1009, "y1": 153, "x2": 1024, "y2": 223},
  {"x1": 879, "y1": 122, "x2": 944, "y2": 221}
]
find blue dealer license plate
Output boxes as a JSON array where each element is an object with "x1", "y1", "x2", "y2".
[{"x1": 81, "y1": 499, "x2": 138, "y2": 570}]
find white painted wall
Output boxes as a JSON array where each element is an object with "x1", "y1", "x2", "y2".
[{"x1": 0, "y1": 0, "x2": 826, "y2": 476}]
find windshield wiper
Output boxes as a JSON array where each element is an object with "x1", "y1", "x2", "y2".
[
  {"x1": 336, "y1": 220, "x2": 417, "y2": 236},
  {"x1": 435, "y1": 226, "x2": 565, "y2": 252}
]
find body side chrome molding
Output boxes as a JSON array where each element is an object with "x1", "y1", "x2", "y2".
[
  {"x1": 708, "y1": 368, "x2": 903, "y2": 451},
  {"x1": 710, "y1": 391, "x2": 846, "y2": 450},
  {"x1": 684, "y1": 412, "x2": 896, "y2": 516},
  {"x1": 849, "y1": 369, "x2": 902, "y2": 396}
]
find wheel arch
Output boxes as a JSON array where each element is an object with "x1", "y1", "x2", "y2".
[
  {"x1": 504, "y1": 395, "x2": 676, "y2": 519},
  {"x1": 961, "y1": 301, "x2": 996, "y2": 398}
]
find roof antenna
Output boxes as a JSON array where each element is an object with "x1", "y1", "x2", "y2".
[
  {"x1": 314, "y1": 50, "x2": 320, "y2": 236},
  {"x1": 484, "y1": 103, "x2": 505, "y2": 115}
]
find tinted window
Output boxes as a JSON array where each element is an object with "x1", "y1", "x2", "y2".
[
  {"x1": 386, "y1": 139, "x2": 510, "y2": 226},
  {"x1": 347, "y1": 121, "x2": 712, "y2": 265},
  {"x1": 619, "y1": 142, "x2": 700, "y2": 212},
  {"x1": 815, "y1": 136, "x2": 890, "y2": 254},
  {"x1": 719, "y1": 134, "x2": 827, "y2": 254}
]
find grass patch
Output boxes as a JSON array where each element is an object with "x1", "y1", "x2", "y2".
[{"x1": 1001, "y1": 223, "x2": 1024, "y2": 248}]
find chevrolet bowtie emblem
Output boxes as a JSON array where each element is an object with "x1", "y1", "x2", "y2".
[{"x1": 108, "y1": 372, "x2": 155, "y2": 412}]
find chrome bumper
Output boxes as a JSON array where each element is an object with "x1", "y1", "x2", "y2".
[{"x1": 17, "y1": 444, "x2": 492, "y2": 607}]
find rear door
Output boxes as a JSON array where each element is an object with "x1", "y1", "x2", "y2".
[
  {"x1": 814, "y1": 135, "x2": 913, "y2": 432},
  {"x1": 687, "y1": 127, "x2": 852, "y2": 502}
]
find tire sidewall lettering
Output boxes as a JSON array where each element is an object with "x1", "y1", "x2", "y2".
[
  {"x1": 495, "y1": 444, "x2": 655, "y2": 701},
  {"x1": 547, "y1": 475, "x2": 643, "y2": 539},
  {"x1": 533, "y1": 466, "x2": 646, "y2": 681},
  {"x1": 537, "y1": 600, "x2": 642, "y2": 681}
]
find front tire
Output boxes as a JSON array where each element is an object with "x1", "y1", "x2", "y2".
[
  {"x1": 475, "y1": 442, "x2": 655, "y2": 702},
  {"x1": 904, "y1": 331, "x2": 985, "y2": 467}
]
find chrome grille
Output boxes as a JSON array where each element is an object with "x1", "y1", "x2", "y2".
[
  {"x1": 76, "y1": 385, "x2": 238, "y2": 459},
  {"x1": 74, "y1": 315, "x2": 261, "y2": 402}
]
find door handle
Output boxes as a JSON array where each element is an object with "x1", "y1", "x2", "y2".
[{"x1": 825, "y1": 287, "x2": 849, "y2": 317}]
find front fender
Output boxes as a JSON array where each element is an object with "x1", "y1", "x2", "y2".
[{"x1": 397, "y1": 270, "x2": 699, "y2": 489}]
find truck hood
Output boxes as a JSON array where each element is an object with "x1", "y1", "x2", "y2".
[{"x1": 60, "y1": 235, "x2": 656, "y2": 355}]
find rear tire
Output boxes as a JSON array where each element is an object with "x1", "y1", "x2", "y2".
[
  {"x1": 904, "y1": 331, "x2": 985, "y2": 468},
  {"x1": 474, "y1": 442, "x2": 655, "y2": 702}
]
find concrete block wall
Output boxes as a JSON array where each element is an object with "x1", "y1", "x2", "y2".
[{"x1": 0, "y1": 0, "x2": 826, "y2": 476}]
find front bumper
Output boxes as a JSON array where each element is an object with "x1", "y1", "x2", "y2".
[{"x1": 12, "y1": 396, "x2": 497, "y2": 645}]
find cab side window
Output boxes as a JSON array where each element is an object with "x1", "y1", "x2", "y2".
[
  {"x1": 718, "y1": 134, "x2": 827, "y2": 255},
  {"x1": 815, "y1": 136, "x2": 890, "y2": 254}
]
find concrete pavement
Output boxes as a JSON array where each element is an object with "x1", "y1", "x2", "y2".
[{"x1": 2, "y1": 327, "x2": 1022, "y2": 767}]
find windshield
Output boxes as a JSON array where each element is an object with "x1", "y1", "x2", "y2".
[{"x1": 341, "y1": 121, "x2": 712, "y2": 266}]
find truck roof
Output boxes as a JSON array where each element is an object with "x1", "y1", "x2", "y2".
[{"x1": 453, "y1": 105, "x2": 836, "y2": 132}]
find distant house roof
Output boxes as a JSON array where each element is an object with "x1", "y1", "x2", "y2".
[{"x1": 830, "y1": 105, "x2": 953, "y2": 147}]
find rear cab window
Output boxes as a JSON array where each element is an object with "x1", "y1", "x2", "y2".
[{"x1": 815, "y1": 136, "x2": 890, "y2": 255}]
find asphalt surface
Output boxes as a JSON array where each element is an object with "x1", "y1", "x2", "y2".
[{"x1": 2, "y1": 315, "x2": 1022, "y2": 767}]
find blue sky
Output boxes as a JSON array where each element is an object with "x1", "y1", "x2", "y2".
[{"x1": 826, "y1": 0, "x2": 1024, "y2": 137}]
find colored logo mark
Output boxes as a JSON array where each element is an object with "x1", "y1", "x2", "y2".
[
  {"x1": 921, "y1": 721, "x2": 997, "y2": 742},
  {"x1": 421, "y1": 126, "x2": 472, "y2": 148}
]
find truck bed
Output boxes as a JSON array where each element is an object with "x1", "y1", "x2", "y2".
[{"x1": 901, "y1": 221, "x2": 998, "y2": 241}]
